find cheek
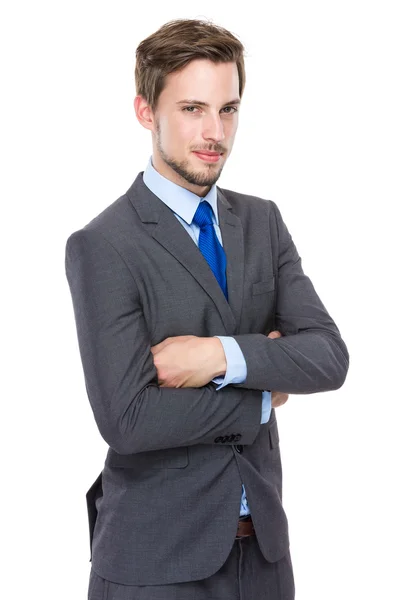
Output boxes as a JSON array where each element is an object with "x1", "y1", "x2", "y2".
[
  {"x1": 179, "y1": 120, "x2": 198, "y2": 142},
  {"x1": 166, "y1": 116, "x2": 196, "y2": 147},
  {"x1": 226, "y1": 119, "x2": 238, "y2": 138}
]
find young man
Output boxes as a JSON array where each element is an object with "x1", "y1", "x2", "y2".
[{"x1": 65, "y1": 18, "x2": 349, "y2": 600}]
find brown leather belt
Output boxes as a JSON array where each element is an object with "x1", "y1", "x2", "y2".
[{"x1": 235, "y1": 515, "x2": 255, "y2": 539}]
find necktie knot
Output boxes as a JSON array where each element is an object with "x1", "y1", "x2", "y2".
[{"x1": 192, "y1": 200, "x2": 214, "y2": 229}]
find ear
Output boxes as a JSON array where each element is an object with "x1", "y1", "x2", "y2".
[{"x1": 134, "y1": 95, "x2": 155, "y2": 132}]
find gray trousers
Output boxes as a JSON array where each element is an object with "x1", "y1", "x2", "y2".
[{"x1": 87, "y1": 536, "x2": 295, "y2": 599}]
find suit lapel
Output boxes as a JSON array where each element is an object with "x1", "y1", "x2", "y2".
[
  {"x1": 126, "y1": 172, "x2": 244, "y2": 335},
  {"x1": 216, "y1": 187, "x2": 245, "y2": 335}
]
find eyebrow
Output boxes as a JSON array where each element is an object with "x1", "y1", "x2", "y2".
[{"x1": 176, "y1": 98, "x2": 241, "y2": 107}]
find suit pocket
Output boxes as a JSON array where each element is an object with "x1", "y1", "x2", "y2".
[
  {"x1": 105, "y1": 446, "x2": 189, "y2": 469},
  {"x1": 252, "y1": 276, "x2": 275, "y2": 296}
]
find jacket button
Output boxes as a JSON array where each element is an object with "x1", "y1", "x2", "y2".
[{"x1": 234, "y1": 444, "x2": 243, "y2": 454}]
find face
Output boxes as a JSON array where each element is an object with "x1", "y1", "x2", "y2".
[{"x1": 134, "y1": 59, "x2": 240, "y2": 196}]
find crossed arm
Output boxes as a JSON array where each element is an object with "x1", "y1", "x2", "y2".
[
  {"x1": 150, "y1": 330, "x2": 290, "y2": 408},
  {"x1": 149, "y1": 200, "x2": 349, "y2": 400}
]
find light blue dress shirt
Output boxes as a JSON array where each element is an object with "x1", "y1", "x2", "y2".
[{"x1": 143, "y1": 156, "x2": 272, "y2": 515}]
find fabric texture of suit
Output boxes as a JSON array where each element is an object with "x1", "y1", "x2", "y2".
[
  {"x1": 65, "y1": 170, "x2": 349, "y2": 586},
  {"x1": 141, "y1": 155, "x2": 271, "y2": 518}
]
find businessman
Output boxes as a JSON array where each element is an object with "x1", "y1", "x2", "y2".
[{"x1": 65, "y1": 18, "x2": 349, "y2": 600}]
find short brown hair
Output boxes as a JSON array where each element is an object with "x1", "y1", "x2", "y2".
[{"x1": 135, "y1": 18, "x2": 247, "y2": 113}]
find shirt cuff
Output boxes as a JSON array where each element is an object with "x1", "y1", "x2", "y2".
[
  {"x1": 261, "y1": 391, "x2": 272, "y2": 423},
  {"x1": 211, "y1": 336, "x2": 247, "y2": 390}
]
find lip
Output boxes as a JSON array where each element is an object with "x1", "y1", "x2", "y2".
[{"x1": 193, "y1": 151, "x2": 222, "y2": 163}]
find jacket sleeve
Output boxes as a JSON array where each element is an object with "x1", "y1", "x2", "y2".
[
  {"x1": 231, "y1": 202, "x2": 350, "y2": 393},
  {"x1": 65, "y1": 228, "x2": 262, "y2": 455}
]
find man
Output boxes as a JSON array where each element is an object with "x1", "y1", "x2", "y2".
[{"x1": 65, "y1": 18, "x2": 349, "y2": 600}]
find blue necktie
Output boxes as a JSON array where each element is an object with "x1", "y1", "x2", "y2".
[
  {"x1": 192, "y1": 200, "x2": 251, "y2": 516},
  {"x1": 192, "y1": 201, "x2": 228, "y2": 300}
]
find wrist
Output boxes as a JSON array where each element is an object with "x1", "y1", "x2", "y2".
[{"x1": 211, "y1": 337, "x2": 227, "y2": 377}]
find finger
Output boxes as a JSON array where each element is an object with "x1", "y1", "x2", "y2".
[
  {"x1": 268, "y1": 330, "x2": 282, "y2": 339},
  {"x1": 151, "y1": 337, "x2": 174, "y2": 355},
  {"x1": 271, "y1": 391, "x2": 289, "y2": 403},
  {"x1": 272, "y1": 391, "x2": 289, "y2": 400}
]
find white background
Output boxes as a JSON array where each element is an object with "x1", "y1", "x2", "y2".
[{"x1": 1, "y1": 2, "x2": 407, "y2": 598}]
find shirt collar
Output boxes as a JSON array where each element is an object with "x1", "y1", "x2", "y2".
[{"x1": 142, "y1": 155, "x2": 219, "y2": 225}]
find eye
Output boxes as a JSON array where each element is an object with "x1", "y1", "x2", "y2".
[
  {"x1": 183, "y1": 106, "x2": 198, "y2": 113},
  {"x1": 222, "y1": 106, "x2": 238, "y2": 114}
]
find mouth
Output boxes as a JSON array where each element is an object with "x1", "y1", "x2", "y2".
[{"x1": 192, "y1": 151, "x2": 223, "y2": 163}]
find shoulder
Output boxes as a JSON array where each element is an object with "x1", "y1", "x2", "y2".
[
  {"x1": 65, "y1": 191, "x2": 137, "y2": 250},
  {"x1": 83, "y1": 193, "x2": 132, "y2": 234},
  {"x1": 217, "y1": 184, "x2": 279, "y2": 218}
]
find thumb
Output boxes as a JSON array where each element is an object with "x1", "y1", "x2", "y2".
[{"x1": 268, "y1": 330, "x2": 282, "y2": 339}]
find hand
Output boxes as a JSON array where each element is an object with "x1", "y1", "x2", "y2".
[
  {"x1": 267, "y1": 330, "x2": 290, "y2": 408},
  {"x1": 151, "y1": 335, "x2": 226, "y2": 389}
]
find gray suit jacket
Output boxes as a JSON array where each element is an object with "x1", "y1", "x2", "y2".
[{"x1": 65, "y1": 171, "x2": 349, "y2": 585}]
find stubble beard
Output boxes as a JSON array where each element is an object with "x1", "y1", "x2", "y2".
[{"x1": 156, "y1": 123, "x2": 225, "y2": 189}]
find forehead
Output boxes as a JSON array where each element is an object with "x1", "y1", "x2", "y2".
[{"x1": 160, "y1": 59, "x2": 239, "y2": 101}]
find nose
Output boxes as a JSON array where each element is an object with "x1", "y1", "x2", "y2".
[{"x1": 202, "y1": 112, "x2": 225, "y2": 144}]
